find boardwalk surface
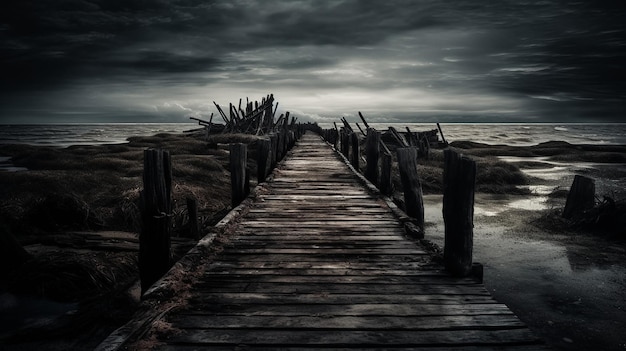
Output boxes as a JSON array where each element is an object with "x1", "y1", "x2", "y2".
[{"x1": 126, "y1": 133, "x2": 546, "y2": 350}]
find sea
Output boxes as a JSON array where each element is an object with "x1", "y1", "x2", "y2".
[{"x1": 1, "y1": 122, "x2": 626, "y2": 148}]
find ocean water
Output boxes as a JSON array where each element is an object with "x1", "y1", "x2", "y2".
[
  {"x1": 0, "y1": 123, "x2": 198, "y2": 148},
  {"x1": 1, "y1": 123, "x2": 625, "y2": 147}
]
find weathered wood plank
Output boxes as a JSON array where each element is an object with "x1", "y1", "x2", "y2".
[
  {"x1": 170, "y1": 314, "x2": 524, "y2": 330},
  {"x1": 165, "y1": 328, "x2": 542, "y2": 347}
]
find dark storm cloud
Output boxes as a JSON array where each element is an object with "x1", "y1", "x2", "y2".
[{"x1": 0, "y1": 0, "x2": 625, "y2": 122}]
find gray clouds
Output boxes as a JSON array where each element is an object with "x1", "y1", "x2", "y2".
[{"x1": 0, "y1": 0, "x2": 624, "y2": 123}]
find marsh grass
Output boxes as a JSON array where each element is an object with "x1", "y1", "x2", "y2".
[{"x1": 0, "y1": 132, "x2": 262, "y2": 239}]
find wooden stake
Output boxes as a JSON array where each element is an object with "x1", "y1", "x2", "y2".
[
  {"x1": 186, "y1": 197, "x2": 199, "y2": 240},
  {"x1": 140, "y1": 149, "x2": 172, "y2": 294},
  {"x1": 396, "y1": 148, "x2": 424, "y2": 231},
  {"x1": 380, "y1": 153, "x2": 393, "y2": 196},
  {"x1": 230, "y1": 143, "x2": 247, "y2": 208},
  {"x1": 257, "y1": 138, "x2": 271, "y2": 183},
  {"x1": 443, "y1": 149, "x2": 476, "y2": 277},
  {"x1": 365, "y1": 129, "x2": 380, "y2": 185},
  {"x1": 350, "y1": 132, "x2": 360, "y2": 170}
]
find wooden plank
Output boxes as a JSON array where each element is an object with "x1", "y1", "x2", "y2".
[
  {"x1": 186, "y1": 292, "x2": 497, "y2": 305},
  {"x1": 165, "y1": 328, "x2": 542, "y2": 347},
  {"x1": 192, "y1": 282, "x2": 490, "y2": 295},
  {"x1": 170, "y1": 314, "x2": 524, "y2": 330}
]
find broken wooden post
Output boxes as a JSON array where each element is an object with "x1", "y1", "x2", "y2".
[
  {"x1": 396, "y1": 147, "x2": 424, "y2": 231},
  {"x1": 186, "y1": 197, "x2": 199, "y2": 240},
  {"x1": 563, "y1": 175, "x2": 596, "y2": 219},
  {"x1": 257, "y1": 138, "x2": 271, "y2": 183},
  {"x1": 443, "y1": 149, "x2": 476, "y2": 277},
  {"x1": 380, "y1": 153, "x2": 393, "y2": 196},
  {"x1": 350, "y1": 132, "x2": 360, "y2": 170},
  {"x1": 140, "y1": 148, "x2": 172, "y2": 294},
  {"x1": 365, "y1": 129, "x2": 380, "y2": 185},
  {"x1": 230, "y1": 143, "x2": 247, "y2": 208}
]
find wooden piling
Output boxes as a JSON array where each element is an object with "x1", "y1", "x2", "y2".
[
  {"x1": 365, "y1": 129, "x2": 380, "y2": 185},
  {"x1": 563, "y1": 175, "x2": 595, "y2": 219},
  {"x1": 140, "y1": 148, "x2": 172, "y2": 294},
  {"x1": 186, "y1": 197, "x2": 199, "y2": 240},
  {"x1": 350, "y1": 132, "x2": 360, "y2": 170},
  {"x1": 257, "y1": 138, "x2": 271, "y2": 183},
  {"x1": 380, "y1": 153, "x2": 393, "y2": 196},
  {"x1": 443, "y1": 149, "x2": 476, "y2": 277},
  {"x1": 269, "y1": 134, "x2": 278, "y2": 169},
  {"x1": 230, "y1": 143, "x2": 247, "y2": 208},
  {"x1": 396, "y1": 148, "x2": 424, "y2": 231},
  {"x1": 340, "y1": 129, "x2": 350, "y2": 158}
]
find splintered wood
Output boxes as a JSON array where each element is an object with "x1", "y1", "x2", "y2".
[{"x1": 127, "y1": 133, "x2": 546, "y2": 350}]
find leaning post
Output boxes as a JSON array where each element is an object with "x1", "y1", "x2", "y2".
[
  {"x1": 396, "y1": 147, "x2": 424, "y2": 232},
  {"x1": 443, "y1": 149, "x2": 476, "y2": 277},
  {"x1": 139, "y1": 148, "x2": 173, "y2": 294},
  {"x1": 230, "y1": 143, "x2": 247, "y2": 208}
]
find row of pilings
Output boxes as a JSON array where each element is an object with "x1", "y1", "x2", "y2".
[{"x1": 312, "y1": 121, "x2": 481, "y2": 280}]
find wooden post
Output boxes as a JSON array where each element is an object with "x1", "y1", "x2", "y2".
[
  {"x1": 186, "y1": 197, "x2": 199, "y2": 240},
  {"x1": 396, "y1": 148, "x2": 424, "y2": 231},
  {"x1": 380, "y1": 153, "x2": 393, "y2": 196},
  {"x1": 269, "y1": 134, "x2": 278, "y2": 169},
  {"x1": 140, "y1": 149, "x2": 172, "y2": 294},
  {"x1": 341, "y1": 130, "x2": 350, "y2": 158},
  {"x1": 350, "y1": 132, "x2": 360, "y2": 170},
  {"x1": 230, "y1": 143, "x2": 247, "y2": 208},
  {"x1": 563, "y1": 175, "x2": 596, "y2": 219},
  {"x1": 365, "y1": 129, "x2": 380, "y2": 185},
  {"x1": 443, "y1": 149, "x2": 476, "y2": 277},
  {"x1": 257, "y1": 138, "x2": 271, "y2": 183}
]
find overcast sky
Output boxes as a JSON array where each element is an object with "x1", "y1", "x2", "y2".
[{"x1": 1, "y1": 0, "x2": 624, "y2": 124}]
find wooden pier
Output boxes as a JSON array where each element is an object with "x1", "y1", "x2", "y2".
[{"x1": 99, "y1": 133, "x2": 546, "y2": 350}]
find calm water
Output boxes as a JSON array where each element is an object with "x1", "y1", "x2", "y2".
[{"x1": 1, "y1": 123, "x2": 626, "y2": 147}]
